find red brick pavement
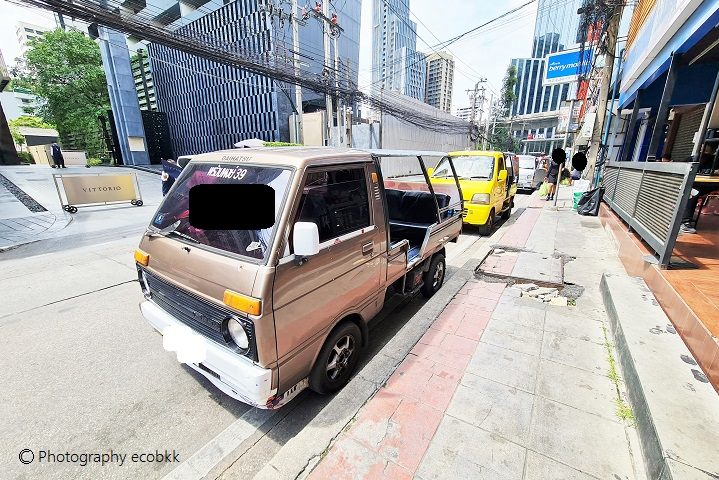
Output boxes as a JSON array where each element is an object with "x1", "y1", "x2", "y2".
[{"x1": 309, "y1": 208, "x2": 543, "y2": 480}]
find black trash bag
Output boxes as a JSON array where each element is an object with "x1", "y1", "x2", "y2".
[{"x1": 577, "y1": 187, "x2": 605, "y2": 216}]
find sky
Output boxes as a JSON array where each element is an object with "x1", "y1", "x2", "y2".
[
  {"x1": 0, "y1": 0, "x2": 57, "y2": 66},
  {"x1": 357, "y1": 0, "x2": 539, "y2": 113},
  {"x1": 0, "y1": 0, "x2": 539, "y2": 114}
]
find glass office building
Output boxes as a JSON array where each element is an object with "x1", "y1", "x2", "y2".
[
  {"x1": 150, "y1": 0, "x2": 360, "y2": 156},
  {"x1": 372, "y1": 0, "x2": 426, "y2": 101},
  {"x1": 510, "y1": 0, "x2": 586, "y2": 152}
]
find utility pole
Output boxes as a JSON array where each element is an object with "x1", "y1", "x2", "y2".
[
  {"x1": 483, "y1": 93, "x2": 493, "y2": 150},
  {"x1": 585, "y1": 2, "x2": 626, "y2": 180},
  {"x1": 291, "y1": 0, "x2": 303, "y2": 144},
  {"x1": 466, "y1": 78, "x2": 486, "y2": 149},
  {"x1": 321, "y1": 0, "x2": 333, "y2": 146}
]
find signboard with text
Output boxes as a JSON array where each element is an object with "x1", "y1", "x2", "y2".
[
  {"x1": 544, "y1": 47, "x2": 593, "y2": 86},
  {"x1": 60, "y1": 174, "x2": 138, "y2": 205}
]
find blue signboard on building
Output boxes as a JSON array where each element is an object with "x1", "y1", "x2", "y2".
[{"x1": 544, "y1": 47, "x2": 593, "y2": 85}]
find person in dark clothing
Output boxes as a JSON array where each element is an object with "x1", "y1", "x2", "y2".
[
  {"x1": 161, "y1": 159, "x2": 177, "y2": 196},
  {"x1": 544, "y1": 148, "x2": 565, "y2": 201},
  {"x1": 51, "y1": 143, "x2": 66, "y2": 168}
]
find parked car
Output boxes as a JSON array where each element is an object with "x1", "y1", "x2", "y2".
[
  {"x1": 429, "y1": 150, "x2": 516, "y2": 235},
  {"x1": 134, "y1": 148, "x2": 462, "y2": 408},
  {"x1": 516, "y1": 155, "x2": 542, "y2": 191}
]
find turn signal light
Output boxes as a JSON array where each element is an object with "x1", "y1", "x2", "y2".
[
  {"x1": 134, "y1": 249, "x2": 150, "y2": 266},
  {"x1": 223, "y1": 289, "x2": 262, "y2": 316}
]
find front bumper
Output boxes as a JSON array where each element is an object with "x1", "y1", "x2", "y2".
[
  {"x1": 140, "y1": 300, "x2": 276, "y2": 408},
  {"x1": 462, "y1": 203, "x2": 492, "y2": 225}
]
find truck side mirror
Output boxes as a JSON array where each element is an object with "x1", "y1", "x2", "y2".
[
  {"x1": 498, "y1": 170, "x2": 508, "y2": 182},
  {"x1": 293, "y1": 222, "x2": 320, "y2": 261}
]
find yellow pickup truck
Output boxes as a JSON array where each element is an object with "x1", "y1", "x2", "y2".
[{"x1": 430, "y1": 150, "x2": 516, "y2": 235}]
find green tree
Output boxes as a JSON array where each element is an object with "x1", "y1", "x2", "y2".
[
  {"x1": 8, "y1": 115, "x2": 55, "y2": 148},
  {"x1": 17, "y1": 29, "x2": 109, "y2": 156},
  {"x1": 500, "y1": 65, "x2": 518, "y2": 117}
]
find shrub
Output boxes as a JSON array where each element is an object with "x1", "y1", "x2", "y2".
[
  {"x1": 17, "y1": 151, "x2": 35, "y2": 164},
  {"x1": 87, "y1": 158, "x2": 103, "y2": 166}
]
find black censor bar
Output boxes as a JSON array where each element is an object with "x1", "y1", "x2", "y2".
[{"x1": 189, "y1": 184, "x2": 275, "y2": 230}]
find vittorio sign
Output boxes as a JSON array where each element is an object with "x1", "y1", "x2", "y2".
[{"x1": 544, "y1": 47, "x2": 594, "y2": 86}]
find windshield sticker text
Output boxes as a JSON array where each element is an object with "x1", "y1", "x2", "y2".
[{"x1": 207, "y1": 166, "x2": 248, "y2": 180}]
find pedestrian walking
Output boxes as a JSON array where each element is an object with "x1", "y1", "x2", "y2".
[
  {"x1": 544, "y1": 148, "x2": 564, "y2": 201},
  {"x1": 51, "y1": 143, "x2": 66, "y2": 169}
]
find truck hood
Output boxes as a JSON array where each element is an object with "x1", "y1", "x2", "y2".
[
  {"x1": 430, "y1": 177, "x2": 493, "y2": 201},
  {"x1": 138, "y1": 234, "x2": 259, "y2": 305}
]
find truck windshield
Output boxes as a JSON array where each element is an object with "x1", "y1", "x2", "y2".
[
  {"x1": 434, "y1": 155, "x2": 494, "y2": 180},
  {"x1": 519, "y1": 156, "x2": 536, "y2": 169},
  {"x1": 149, "y1": 163, "x2": 292, "y2": 262}
]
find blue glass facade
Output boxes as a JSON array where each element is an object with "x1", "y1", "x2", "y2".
[
  {"x1": 149, "y1": 0, "x2": 360, "y2": 156},
  {"x1": 510, "y1": 0, "x2": 585, "y2": 118},
  {"x1": 372, "y1": 0, "x2": 426, "y2": 100}
]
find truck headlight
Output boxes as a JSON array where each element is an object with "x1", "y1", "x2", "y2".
[
  {"x1": 226, "y1": 317, "x2": 249, "y2": 350},
  {"x1": 471, "y1": 193, "x2": 491, "y2": 204}
]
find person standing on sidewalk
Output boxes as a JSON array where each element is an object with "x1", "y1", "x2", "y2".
[
  {"x1": 544, "y1": 149, "x2": 564, "y2": 201},
  {"x1": 51, "y1": 143, "x2": 66, "y2": 169}
]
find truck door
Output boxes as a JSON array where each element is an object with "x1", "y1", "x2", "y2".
[
  {"x1": 272, "y1": 163, "x2": 383, "y2": 391},
  {"x1": 495, "y1": 155, "x2": 507, "y2": 210}
]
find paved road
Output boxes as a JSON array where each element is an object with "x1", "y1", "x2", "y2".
[{"x1": 0, "y1": 193, "x2": 531, "y2": 480}]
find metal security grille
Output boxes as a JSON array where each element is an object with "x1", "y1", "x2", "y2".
[
  {"x1": 141, "y1": 268, "x2": 258, "y2": 361},
  {"x1": 670, "y1": 108, "x2": 705, "y2": 162},
  {"x1": 602, "y1": 161, "x2": 698, "y2": 266}
]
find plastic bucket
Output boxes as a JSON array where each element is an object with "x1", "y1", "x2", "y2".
[{"x1": 573, "y1": 191, "x2": 583, "y2": 210}]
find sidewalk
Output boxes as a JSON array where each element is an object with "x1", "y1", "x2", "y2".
[
  {"x1": 307, "y1": 188, "x2": 645, "y2": 480},
  {"x1": 0, "y1": 165, "x2": 163, "y2": 253}
]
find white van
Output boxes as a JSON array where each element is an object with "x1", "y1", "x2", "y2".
[{"x1": 517, "y1": 155, "x2": 542, "y2": 191}]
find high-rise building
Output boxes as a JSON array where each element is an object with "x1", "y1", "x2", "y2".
[
  {"x1": 509, "y1": 0, "x2": 586, "y2": 153},
  {"x1": 455, "y1": 107, "x2": 473, "y2": 123},
  {"x1": 424, "y1": 52, "x2": 454, "y2": 113},
  {"x1": 16, "y1": 22, "x2": 50, "y2": 55},
  {"x1": 150, "y1": 0, "x2": 361, "y2": 155},
  {"x1": 372, "y1": 0, "x2": 426, "y2": 101},
  {"x1": 131, "y1": 49, "x2": 156, "y2": 112}
]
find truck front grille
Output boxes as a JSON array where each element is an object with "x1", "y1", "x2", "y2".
[{"x1": 140, "y1": 268, "x2": 257, "y2": 361}]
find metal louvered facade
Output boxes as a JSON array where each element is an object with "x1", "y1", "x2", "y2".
[
  {"x1": 602, "y1": 161, "x2": 699, "y2": 266},
  {"x1": 149, "y1": 0, "x2": 360, "y2": 157}
]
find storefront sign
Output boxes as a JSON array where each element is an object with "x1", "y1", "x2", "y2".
[
  {"x1": 544, "y1": 47, "x2": 594, "y2": 86},
  {"x1": 61, "y1": 174, "x2": 137, "y2": 205}
]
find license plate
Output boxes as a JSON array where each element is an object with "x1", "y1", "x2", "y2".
[{"x1": 163, "y1": 325, "x2": 207, "y2": 364}]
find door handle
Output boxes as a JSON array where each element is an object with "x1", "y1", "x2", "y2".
[{"x1": 362, "y1": 242, "x2": 374, "y2": 255}]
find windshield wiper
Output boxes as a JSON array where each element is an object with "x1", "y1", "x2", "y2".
[
  {"x1": 146, "y1": 221, "x2": 199, "y2": 244},
  {"x1": 146, "y1": 220, "x2": 181, "y2": 237}
]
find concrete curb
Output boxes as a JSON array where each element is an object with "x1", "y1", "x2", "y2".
[
  {"x1": 252, "y1": 260, "x2": 482, "y2": 480},
  {"x1": 600, "y1": 273, "x2": 719, "y2": 480}
]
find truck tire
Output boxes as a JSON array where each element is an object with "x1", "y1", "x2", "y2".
[
  {"x1": 309, "y1": 322, "x2": 362, "y2": 395},
  {"x1": 501, "y1": 203, "x2": 512, "y2": 220},
  {"x1": 478, "y1": 210, "x2": 494, "y2": 236},
  {"x1": 421, "y1": 253, "x2": 446, "y2": 298}
]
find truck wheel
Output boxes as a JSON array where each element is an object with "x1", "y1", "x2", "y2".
[
  {"x1": 478, "y1": 210, "x2": 494, "y2": 236},
  {"x1": 421, "y1": 253, "x2": 446, "y2": 298},
  {"x1": 309, "y1": 322, "x2": 362, "y2": 395},
  {"x1": 501, "y1": 204, "x2": 512, "y2": 220}
]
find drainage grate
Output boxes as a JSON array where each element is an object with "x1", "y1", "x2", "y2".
[{"x1": 0, "y1": 174, "x2": 47, "y2": 212}]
